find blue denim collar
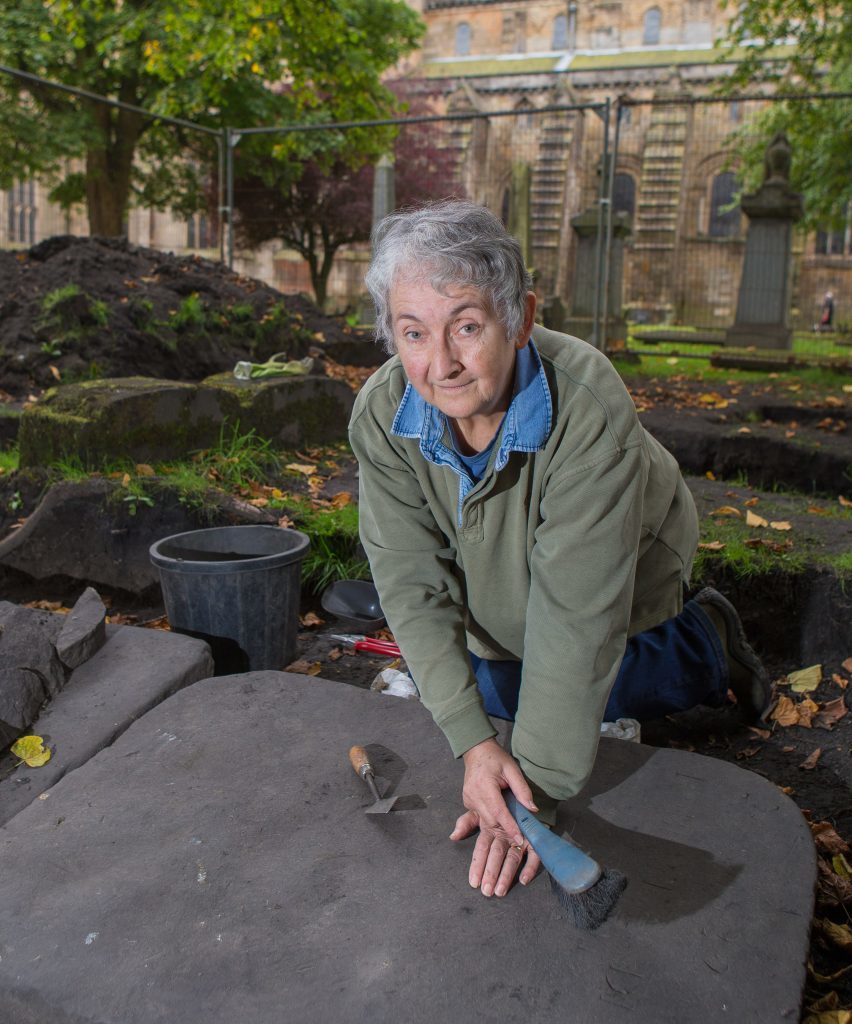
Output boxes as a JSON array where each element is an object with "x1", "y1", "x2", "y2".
[{"x1": 391, "y1": 340, "x2": 552, "y2": 522}]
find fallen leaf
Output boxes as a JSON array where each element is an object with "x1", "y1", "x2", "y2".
[
  {"x1": 787, "y1": 664, "x2": 823, "y2": 693},
  {"x1": 737, "y1": 426, "x2": 751, "y2": 434},
  {"x1": 799, "y1": 748, "x2": 822, "y2": 770},
  {"x1": 10, "y1": 735, "x2": 51, "y2": 768},
  {"x1": 840, "y1": 496, "x2": 852, "y2": 508},
  {"x1": 247, "y1": 497, "x2": 268, "y2": 507},
  {"x1": 328, "y1": 646, "x2": 344, "y2": 661},
  {"x1": 825, "y1": 396, "x2": 844, "y2": 408},
  {"x1": 135, "y1": 463, "x2": 155, "y2": 477},
  {"x1": 832, "y1": 674, "x2": 848, "y2": 689},
  {"x1": 698, "y1": 541, "x2": 726, "y2": 551},
  {"x1": 797, "y1": 697, "x2": 820, "y2": 728},
  {"x1": 277, "y1": 514, "x2": 295, "y2": 529},
  {"x1": 330, "y1": 491, "x2": 352, "y2": 508},
  {"x1": 771, "y1": 695, "x2": 800, "y2": 726},
  {"x1": 834, "y1": 853, "x2": 852, "y2": 880},
  {"x1": 842, "y1": 657, "x2": 852, "y2": 674},
  {"x1": 781, "y1": 745, "x2": 797, "y2": 753},
  {"x1": 744, "y1": 497, "x2": 760, "y2": 507},
  {"x1": 299, "y1": 611, "x2": 324, "y2": 628},
  {"x1": 746, "y1": 510, "x2": 769, "y2": 527},
  {"x1": 811, "y1": 821, "x2": 850, "y2": 856},
  {"x1": 705, "y1": 470, "x2": 716, "y2": 480},
  {"x1": 814, "y1": 697, "x2": 848, "y2": 730},
  {"x1": 270, "y1": 488, "x2": 285, "y2": 499},
  {"x1": 736, "y1": 745, "x2": 761, "y2": 759},
  {"x1": 784, "y1": 430, "x2": 796, "y2": 439},
  {"x1": 48, "y1": 364, "x2": 61, "y2": 381},
  {"x1": 711, "y1": 505, "x2": 742, "y2": 517},
  {"x1": 285, "y1": 463, "x2": 317, "y2": 476},
  {"x1": 808, "y1": 505, "x2": 831, "y2": 516},
  {"x1": 779, "y1": 785, "x2": 795, "y2": 795},
  {"x1": 816, "y1": 918, "x2": 852, "y2": 951},
  {"x1": 769, "y1": 520, "x2": 792, "y2": 531},
  {"x1": 121, "y1": 472, "x2": 131, "y2": 487},
  {"x1": 748, "y1": 726, "x2": 771, "y2": 740},
  {"x1": 285, "y1": 658, "x2": 323, "y2": 676}
]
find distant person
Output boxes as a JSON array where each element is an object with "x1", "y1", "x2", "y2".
[{"x1": 816, "y1": 291, "x2": 835, "y2": 332}]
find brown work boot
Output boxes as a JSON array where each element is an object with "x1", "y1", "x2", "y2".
[{"x1": 694, "y1": 587, "x2": 771, "y2": 723}]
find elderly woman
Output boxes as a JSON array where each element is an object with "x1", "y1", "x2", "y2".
[{"x1": 348, "y1": 200, "x2": 769, "y2": 899}]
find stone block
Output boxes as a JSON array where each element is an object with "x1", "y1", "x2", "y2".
[
  {"x1": 0, "y1": 669, "x2": 49, "y2": 748},
  {"x1": 55, "y1": 587, "x2": 107, "y2": 670}
]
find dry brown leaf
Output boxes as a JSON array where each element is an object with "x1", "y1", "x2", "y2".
[
  {"x1": 737, "y1": 426, "x2": 752, "y2": 434},
  {"x1": 277, "y1": 514, "x2": 295, "y2": 529},
  {"x1": 698, "y1": 541, "x2": 726, "y2": 551},
  {"x1": 711, "y1": 506, "x2": 742, "y2": 517},
  {"x1": 247, "y1": 497, "x2": 269, "y2": 507},
  {"x1": 771, "y1": 695, "x2": 800, "y2": 726},
  {"x1": 799, "y1": 747, "x2": 822, "y2": 770},
  {"x1": 814, "y1": 697, "x2": 848, "y2": 730},
  {"x1": 842, "y1": 657, "x2": 852, "y2": 674},
  {"x1": 746, "y1": 510, "x2": 769, "y2": 528},
  {"x1": 141, "y1": 615, "x2": 170, "y2": 630},
  {"x1": 736, "y1": 745, "x2": 761, "y2": 759},
  {"x1": 811, "y1": 821, "x2": 851, "y2": 856},
  {"x1": 285, "y1": 462, "x2": 317, "y2": 476},
  {"x1": 744, "y1": 496, "x2": 761, "y2": 507},
  {"x1": 285, "y1": 658, "x2": 322, "y2": 676},
  {"x1": 815, "y1": 918, "x2": 852, "y2": 952},
  {"x1": 48, "y1": 364, "x2": 61, "y2": 381},
  {"x1": 769, "y1": 520, "x2": 792, "y2": 531},
  {"x1": 705, "y1": 470, "x2": 716, "y2": 480},
  {"x1": 781, "y1": 745, "x2": 797, "y2": 753},
  {"x1": 797, "y1": 697, "x2": 820, "y2": 728},
  {"x1": 748, "y1": 726, "x2": 771, "y2": 740},
  {"x1": 832, "y1": 674, "x2": 848, "y2": 690},
  {"x1": 330, "y1": 491, "x2": 352, "y2": 508},
  {"x1": 135, "y1": 463, "x2": 155, "y2": 477},
  {"x1": 121, "y1": 472, "x2": 131, "y2": 487},
  {"x1": 299, "y1": 611, "x2": 324, "y2": 628},
  {"x1": 808, "y1": 505, "x2": 831, "y2": 516},
  {"x1": 840, "y1": 496, "x2": 852, "y2": 509},
  {"x1": 328, "y1": 646, "x2": 344, "y2": 661}
]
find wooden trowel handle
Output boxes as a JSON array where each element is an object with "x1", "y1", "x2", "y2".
[{"x1": 349, "y1": 745, "x2": 373, "y2": 779}]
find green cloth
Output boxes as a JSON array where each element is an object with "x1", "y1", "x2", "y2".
[{"x1": 349, "y1": 325, "x2": 698, "y2": 807}]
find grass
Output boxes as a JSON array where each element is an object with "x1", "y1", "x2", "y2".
[
  {"x1": 189, "y1": 423, "x2": 279, "y2": 491},
  {"x1": 0, "y1": 446, "x2": 19, "y2": 474}
]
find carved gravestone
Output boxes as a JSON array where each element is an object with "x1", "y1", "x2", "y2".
[{"x1": 725, "y1": 133, "x2": 804, "y2": 350}]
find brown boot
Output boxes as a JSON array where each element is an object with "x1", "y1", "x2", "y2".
[{"x1": 694, "y1": 588, "x2": 771, "y2": 723}]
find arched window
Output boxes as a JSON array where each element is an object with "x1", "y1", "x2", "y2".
[
  {"x1": 552, "y1": 13, "x2": 568, "y2": 50},
  {"x1": 455, "y1": 22, "x2": 471, "y2": 57},
  {"x1": 612, "y1": 173, "x2": 636, "y2": 219},
  {"x1": 709, "y1": 172, "x2": 740, "y2": 237},
  {"x1": 642, "y1": 7, "x2": 661, "y2": 45}
]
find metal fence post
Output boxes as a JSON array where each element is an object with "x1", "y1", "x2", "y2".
[
  {"x1": 591, "y1": 97, "x2": 611, "y2": 350},
  {"x1": 600, "y1": 98, "x2": 623, "y2": 354},
  {"x1": 224, "y1": 127, "x2": 238, "y2": 270}
]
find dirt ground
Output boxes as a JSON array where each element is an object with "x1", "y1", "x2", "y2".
[{"x1": 1, "y1": 238, "x2": 850, "y2": 1015}]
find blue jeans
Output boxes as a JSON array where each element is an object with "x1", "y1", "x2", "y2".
[{"x1": 469, "y1": 598, "x2": 728, "y2": 723}]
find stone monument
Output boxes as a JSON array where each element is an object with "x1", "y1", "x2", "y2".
[
  {"x1": 564, "y1": 206, "x2": 631, "y2": 346},
  {"x1": 725, "y1": 133, "x2": 804, "y2": 349}
]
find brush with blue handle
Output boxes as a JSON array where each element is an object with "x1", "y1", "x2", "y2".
[{"x1": 504, "y1": 791, "x2": 627, "y2": 929}]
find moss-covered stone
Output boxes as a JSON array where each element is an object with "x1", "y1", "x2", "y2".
[{"x1": 18, "y1": 373, "x2": 355, "y2": 468}]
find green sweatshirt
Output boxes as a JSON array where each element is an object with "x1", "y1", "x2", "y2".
[{"x1": 349, "y1": 325, "x2": 698, "y2": 811}]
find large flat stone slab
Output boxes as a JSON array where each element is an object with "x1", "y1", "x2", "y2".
[
  {"x1": 0, "y1": 672, "x2": 815, "y2": 1024},
  {"x1": 0, "y1": 620, "x2": 214, "y2": 826}
]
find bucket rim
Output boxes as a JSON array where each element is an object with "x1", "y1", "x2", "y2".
[{"x1": 149, "y1": 524, "x2": 310, "y2": 574}]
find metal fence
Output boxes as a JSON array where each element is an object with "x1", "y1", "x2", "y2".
[{"x1": 1, "y1": 62, "x2": 850, "y2": 366}]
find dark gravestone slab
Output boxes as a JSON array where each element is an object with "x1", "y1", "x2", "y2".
[{"x1": 0, "y1": 673, "x2": 815, "y2": 1024}]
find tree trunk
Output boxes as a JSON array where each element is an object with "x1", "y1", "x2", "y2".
[{"x1": 84, "y1": 100, "x2": 144, "y2": 237}]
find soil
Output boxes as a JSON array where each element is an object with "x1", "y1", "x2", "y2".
[
  {"x1": 0, "y1": 240, "x2": 850, "y2": 1015},
  {"x1": 0, "y1": 236, "x2": 382, "y2": 399}
]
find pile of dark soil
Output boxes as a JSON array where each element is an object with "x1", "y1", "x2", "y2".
[{"x1": 0, "y1": 236, "x2": 378, "y2": 398}]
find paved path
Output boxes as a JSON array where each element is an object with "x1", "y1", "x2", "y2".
[{"x1": 0, "y1": 670, "x2": 815, "y2": 1024}]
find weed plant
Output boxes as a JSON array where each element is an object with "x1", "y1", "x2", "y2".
[
  {"x1": 0, "y1": 446, "x2": 19, "y2": 474},
  {"x1": 190, "y1": 423, "x2": 279, "y2": 491}
]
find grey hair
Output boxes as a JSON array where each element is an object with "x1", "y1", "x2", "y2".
[{"x1": 365, "y1": 199, "x2": 533, "y2": 354}]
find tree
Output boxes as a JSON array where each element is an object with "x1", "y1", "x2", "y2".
[
  {"x1": 0, "y1": 0, "x2": 423, "y2": 236},
  {"x1": 716, "y1": 1, "x2": 851, "y2": 228},
  {"x1": 231, "y1": 95, "x2": 463, "y2": 306}
]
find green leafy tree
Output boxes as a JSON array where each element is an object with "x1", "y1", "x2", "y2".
[
  {"x1": 716, "y1": 1, "x2": 851, "y2": 228},
  {"x1": 0, "y1": 0, "x2": 423, "y2": 236}
]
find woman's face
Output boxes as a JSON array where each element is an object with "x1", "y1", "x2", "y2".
[{"x1": 388, "y1": 274, "x2": 535, "y2": 439}]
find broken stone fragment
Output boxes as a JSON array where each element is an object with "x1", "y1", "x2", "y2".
[
  {"x1": 0, "y1": 601, "x2": 66, "y2": 698},
  {"x1": 0, "y1": 668, "x2": 50, "y2": 749},
  {"x1": 55, "y1": 586, "x2": 107, "y2": 670}
]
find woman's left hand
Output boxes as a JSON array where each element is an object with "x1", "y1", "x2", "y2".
[{"x1": 450, "y1": 808, "x2": 542, "y2": 897}]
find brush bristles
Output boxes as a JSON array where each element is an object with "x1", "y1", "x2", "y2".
[{"x1": 551, "y1": 868, "x2": 628, "y2": 930}]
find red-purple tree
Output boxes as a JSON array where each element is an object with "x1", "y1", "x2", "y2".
[{"x1": 232, "y1": 88, "x2": 463, "y2": 308}]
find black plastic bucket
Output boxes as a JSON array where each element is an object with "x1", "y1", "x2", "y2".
[{"x1": 150, "y1": 525, "x2": 310, "y2": 675}]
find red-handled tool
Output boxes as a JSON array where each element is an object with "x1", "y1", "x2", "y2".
[{"x1": 331, "y1": 633, "x2": 401, "y2": 657}]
